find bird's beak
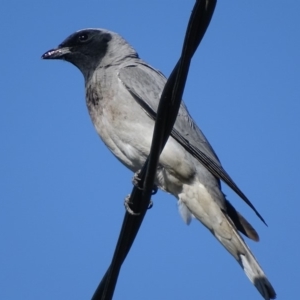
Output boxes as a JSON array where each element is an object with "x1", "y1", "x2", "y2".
[{"x1": 41, "y1": 47, "x2": 71, "y2": 59}]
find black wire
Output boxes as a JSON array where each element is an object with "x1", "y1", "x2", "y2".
[{"x1": 91, "y1": 1, "x2": 217, "y2": 299}]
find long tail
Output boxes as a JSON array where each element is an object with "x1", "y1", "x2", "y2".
[
  {"x1": 215, "y1": 212, "x2": 276, "y2": 300},
  {"x1": 179, "y1": 183, "x2": 276, "y2": 299}
]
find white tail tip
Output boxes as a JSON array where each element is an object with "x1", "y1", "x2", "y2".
[{"x1": 240, "y1": 254, "x2": 276, "y2": 299}]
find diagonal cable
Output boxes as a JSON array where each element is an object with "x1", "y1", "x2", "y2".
[{"x1": 91, "y1": 1, "x2": 217, "y2": 299}]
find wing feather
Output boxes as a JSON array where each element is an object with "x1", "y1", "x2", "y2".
[{"x1": 118, "y1": 61, "x2": 266, "y2": 225}]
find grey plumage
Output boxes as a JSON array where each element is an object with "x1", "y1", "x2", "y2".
[{"x1": 42, "y1": 28, "x2": 276, "y2": 299}]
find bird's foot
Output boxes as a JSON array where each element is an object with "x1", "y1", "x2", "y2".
[
  {"x1": 151, "y1": 186, "x2": 158, "y2": 196},
  {"x1": 125, "y1": 170, "x2": 157, "y2": 215},
  {"x1": 148, "y1": 199, "x2": 153, "y2": 209},
  {"x1": 132, "y1": 170, "x2": 158, "y2": 195},
  {"x1": 124, "y1": 195, "x2": 140, "y2": 216},
  {"x1": 124, "y1": 195, "x2": 154, "y2": 215},
  {"x1": 132, "y1": 170, "x2": 143, "y2": 190}
]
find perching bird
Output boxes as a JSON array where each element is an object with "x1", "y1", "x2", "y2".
[{"x1": 42, "y1": 28, "x2": 276, "y2": 299}]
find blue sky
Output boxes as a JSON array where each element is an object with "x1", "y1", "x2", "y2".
[{"x1": 1, "y1": 1, "x2": 299, "y2": 299}]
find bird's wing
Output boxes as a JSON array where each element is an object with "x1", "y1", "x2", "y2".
[{"x1": 118, "y1": 61, "x2": 266, "y2": 225}]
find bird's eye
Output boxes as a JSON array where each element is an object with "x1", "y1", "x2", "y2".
[{"x1": 78, "y1": 33, "x2": 89, "y2": 42}]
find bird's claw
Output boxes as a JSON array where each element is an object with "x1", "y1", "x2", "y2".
[
  {"x1": 151, "y1": 186, "x2": 158, "y2": 195},
  {"x1": 124, "y1": 195, "x2": 154, "y2": 215},
  {"x1": 132, "y1": 170, "x2": 143, "y2": 190},
  {"x1": 148, "y1": 199, "x2": 153, "y2": 209},
  {"x1": 132, "y1": 170, "x2": 158, "y2": 195},
  {"x1": 124, "y1": 194, "x2": 140, "y2": 216}
]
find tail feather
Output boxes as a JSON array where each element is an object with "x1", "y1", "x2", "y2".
[
  {"x1": 225, "y1": 199, "x2": 259, "y2": 241},
  {"x1": 223, "y1": 214, "x2": 276, "y2": 299},
  {"x1": 240, "y1": 254, "x2": 276, "y2": 299},
  {"x1": 179, "y1": 183, "x2": 276, "y2": 299}
]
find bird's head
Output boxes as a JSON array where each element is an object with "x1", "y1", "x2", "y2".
[{"x1": 42, "y1": 28, "x2": 137, "y2": 79}]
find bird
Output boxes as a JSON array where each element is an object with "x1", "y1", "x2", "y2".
[{"x1": 42, "y1": 28, "x2": 276, "y2": 299}]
